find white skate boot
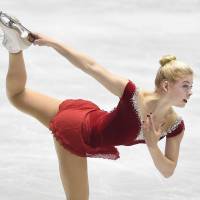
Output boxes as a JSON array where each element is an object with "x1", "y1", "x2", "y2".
[{"x1": 0, "y1": 11, "x2": 35, "y2": 53}]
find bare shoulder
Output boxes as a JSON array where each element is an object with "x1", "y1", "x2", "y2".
[
  {"x1": 136, "y1": 87, "x2": 154, "y2": 110},
  {"x1": 164, "y1": 109, "x2": 182, "y2": 133},
  {"x1": 168, "y1": 109, "x2": 179, "y2": 123},
  {"x1": 138, "y1": 87, "x2": 151, "y2": 97}
]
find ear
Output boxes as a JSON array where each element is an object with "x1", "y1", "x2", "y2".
[{"x1": 161, "y1": 80, "x2": 169, "y2": 93}]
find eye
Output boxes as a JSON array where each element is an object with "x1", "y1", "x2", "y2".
[{"x1": 183, "y1": 85, "x2": 193, "y2": 89}]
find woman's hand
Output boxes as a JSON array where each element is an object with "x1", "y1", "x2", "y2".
[
  {"x1": 29, "y1": 32, "x2": 58, "y2": 47},
  {"x1": 142, "y1": 114, "x2": 163, "y2": 148}
]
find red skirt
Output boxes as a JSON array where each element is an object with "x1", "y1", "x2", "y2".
[{"x1": 49, "y1": 99, "x2": 119, "y2": 160}]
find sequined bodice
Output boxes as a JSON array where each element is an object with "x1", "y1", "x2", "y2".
[
  {"x1": 83, "y1": 79, "x2": 185, "y2": 148},
  {"x1": 130, "y1": 86, "x2": 183, "y2": 140}
]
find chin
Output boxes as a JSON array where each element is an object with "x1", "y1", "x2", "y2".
[
  {"x1": 174, "y1": 102, "x2": 186, "y2": 108},
  {"x1": 176, "y1": 105, "x2": 185, "y2": 108}
]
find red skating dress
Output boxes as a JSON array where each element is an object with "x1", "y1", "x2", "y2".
[{"x1": 49, "y1": 80, "x2": 185, "y2": 160}]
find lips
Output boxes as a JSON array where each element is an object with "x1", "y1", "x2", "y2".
[{"x1": 183, "y1": 99, "x2": 188, "y2": 103}]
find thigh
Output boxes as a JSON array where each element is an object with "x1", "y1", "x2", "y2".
[
  {"x1": 53, "y1": 138, "x2": 89, "y2": 200},
  {"x1": 8, "y1": 88, "x2": 63, "y2": 128}
]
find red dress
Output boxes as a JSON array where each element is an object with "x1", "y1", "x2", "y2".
[{"x1": 49, "y1": 80, "x2": 185, "y2": 160}]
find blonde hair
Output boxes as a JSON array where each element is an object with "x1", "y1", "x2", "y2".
[{"x1": 155, "y1": 55, "x2": 194, "y2": 90}]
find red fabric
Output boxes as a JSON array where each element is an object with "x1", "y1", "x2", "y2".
[
  {"x1": 49, "y1": 99, "x2": 119, "y2": 160},
  {"x1": 82, "y1": 80, "x2": 141, "y2": 148},
  {"x1": 49, "y1": 80, "x2": 185, "y2": 160},
  {"x1": 166, "y1": 120, "x2": 185, "y2": 138}
]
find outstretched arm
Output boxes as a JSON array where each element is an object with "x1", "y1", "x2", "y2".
[
  {"x1": 31, "y1": 32, "x2": 96, "y2": 72},
  {"x1": 31, "y1": 32, "x2": 129, "y2": 98}
]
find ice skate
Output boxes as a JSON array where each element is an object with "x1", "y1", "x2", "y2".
[{"x1": 0, "y1": 11, "x2": 35, "y2": 53}]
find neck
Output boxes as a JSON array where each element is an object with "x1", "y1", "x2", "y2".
[{"x1": 145, "y1": 91, "x2": 172, "y2": 121}]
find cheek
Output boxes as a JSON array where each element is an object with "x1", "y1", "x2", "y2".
[
  {"x1": 170, "y1": 88, "x2": 183, "y2": 101},
  {"x1": 173, "y1": 87, "x2": 183, "y2": 96},
  {"x1": 175, "y1": 90, "x2": 182, "y2": 96}
]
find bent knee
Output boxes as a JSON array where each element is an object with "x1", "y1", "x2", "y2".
[
  {"x1": 6, "y1": 91, "x2": 33, "y2": 115},
  {"x1": 7, "y1": 91, "x2": 26, "y2": 111}
]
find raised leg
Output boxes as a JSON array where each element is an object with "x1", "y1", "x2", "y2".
[
  {"x1": 6, "y1": 51, "x2": 63, "y2": 127},
  {"x1": 6, "y1": 51, "x2": 90, "y2": 199}
]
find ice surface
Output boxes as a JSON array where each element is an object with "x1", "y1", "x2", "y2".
[{"x1": 0, "y1": 1, "x2": 199, "y2": 199}]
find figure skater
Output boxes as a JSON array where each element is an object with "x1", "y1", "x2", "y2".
[{"x1": 0, "y1": 11, "x2": 194, "y2": 200}]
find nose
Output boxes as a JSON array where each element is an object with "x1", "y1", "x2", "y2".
[{"x1": 188, "y1": 91, "x2": 193, "y2": 97}]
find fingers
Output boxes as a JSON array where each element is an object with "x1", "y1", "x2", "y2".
[
  {"x1": 29, "y1": 33, "x2": 43, "y2": 45},
  {"x1": 28, "y1": 33, "x2": 37, "y2": 43},
  {"x1": 142, "y1": 113, "x2": 154, "y2": 132},
  {"x1": 33, "y1": 39, "x2": 44, "y2": 46},
  {"x1": 142, "y1": 115, "x2": 150, "y2": 131},
  {"x1": 32, "y1": 38, "x2": 39, "y2": 45},
  {"x1": 30, "y1": 32, "x2": 41, "y2": 38},
  {"x1": 27, "y1": 32, "x2": 42, "y2": 44},
  {"x1": 148, "y1": 114, "x2": 156, "y2": 132}
]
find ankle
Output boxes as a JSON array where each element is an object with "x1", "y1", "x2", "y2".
[{"x1": 9, "y1": 50, "x2": 23, "y2": 56}]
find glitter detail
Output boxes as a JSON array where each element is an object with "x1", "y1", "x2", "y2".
[
  {"x1": 129, "y1": 86, "x2": 183, "y2": 140},
  {"x1": 86, "y1": 153, "x2": 119, "y2": 160},
  {"x1": 165, "y1": 117, "x2": 183, "y2": 134}
]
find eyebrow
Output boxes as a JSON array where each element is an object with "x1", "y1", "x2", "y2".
[{"x1": 183, "y1": 81, "x2": 193, "y2": 84}]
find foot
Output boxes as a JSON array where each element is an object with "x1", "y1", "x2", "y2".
[{"x1": 0, "y1": 11, "x2": 35, "y2": 53}]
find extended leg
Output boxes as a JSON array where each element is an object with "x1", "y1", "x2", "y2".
[
  {"x1": 2, "y1": 12, "x2": 90, "y2": 199},
  {"x1": 6, "y1": 51, "x2": 27, "y2": 97},
  {"x1": 6, "y1": 51, "x2": 63, "y2": 127},
  {"x1": 6, "y1": 51, "x2": 90, "y2": 199}
]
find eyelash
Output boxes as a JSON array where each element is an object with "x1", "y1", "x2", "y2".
[{"x1": 183, "y1": 85, "x2": 193, "y2": 89}]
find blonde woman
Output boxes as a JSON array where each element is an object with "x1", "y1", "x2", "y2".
[{"x1": 0, "y1": 12, "x2": 193, "y2": 200}]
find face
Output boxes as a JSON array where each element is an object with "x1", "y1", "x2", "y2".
[{"x1": 167, "y1": 75, "x2": 193, "y2": 107}]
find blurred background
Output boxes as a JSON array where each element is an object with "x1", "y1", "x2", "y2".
[{"x1": 0, "y1": 0, "x2": 199, "y2": 199}]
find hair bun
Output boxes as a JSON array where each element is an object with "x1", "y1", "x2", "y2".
[{"x1": 159, "y1": 55, "x2": 176, "y2": 67}]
